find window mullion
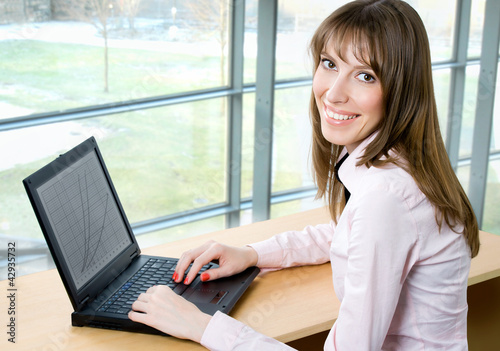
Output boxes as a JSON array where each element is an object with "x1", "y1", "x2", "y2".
[
  {"x1": 446, "y1": 0, "x2": 471, "y2": 170},
  {"x1": 468, "y1": 0, "x2": 500, "y2": 227},
  {"x1": 252, "y1": 0, "x2": 278, "y2": 222},
  {"x1": 226, "y1": 0, "x2": 246, "y2": 228}
]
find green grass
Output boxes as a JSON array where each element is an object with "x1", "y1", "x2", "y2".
[
  {"x1": 0, "y1": 38, "x2": 310, "y2": 244},
  {"x1": 1, "y1": 37, "x2": 499, "y2": 247},
  {"x1": 0, "y1": 40, "x2": 224, "y2": 113}
]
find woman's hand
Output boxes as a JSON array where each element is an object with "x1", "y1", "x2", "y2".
[
  {"x1": 173, "y1": 240, "x2": 259, "y2": 285},
  {"x1": 128, "y1": 285, "x2": 211, "y2": 342}
]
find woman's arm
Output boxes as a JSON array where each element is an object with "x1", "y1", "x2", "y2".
[
  {"x1": 173, "y1": 241, "x2": 259, "y2": 285},
  {"x1": 201, "y1": 311, "x2": 297, "y2": 350},
  {"x1": 174, "y1": 221, "x2": 336, "y2": 284},
  {"x1": 129, "y1": 287, "x2": 297, "y2": 350},
  {"x1": 249, "y1": 221, "x2": 335, "y2": 270},
  {"x1": 129, "y1": 221, "x2": 336, "y2": 348}
]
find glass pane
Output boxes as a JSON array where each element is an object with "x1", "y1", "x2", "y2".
[
  {"x1": 460, "y1": 64, "x2": 481, "y2": 158},
  {"x1": 272, "y1": 0, "x2": 456, "y2": 82},
  {"x1": 491, "y1": 62, "x2": 500, "y2": 153},
  {"x1": 0, "y1": 98, "x2": 227, "y2": 271},
  {"x1": 241, "y1": 86, "x2": 315, "y2": 202},
  {"x1": 240, "y1": 208, "x2": 253, "y2": 227},
  {"x1": 433, "y1": 69, "x2": 451, "y2": 144},
  {"x1": 275, "y1": 0, "x2": 350, "y2": 81},
  {"x1": 271, "y1": 197, "x2": 323, "y2": 220},
  {"x1": 135, "y1": 215, "x2": 226, "y2": 249},
  {"x1": 406, "y1": 0, "x2": 456, "y2": 62},
  {"x1": 482, "y1": 158, "x2": 500, "y2": 235},
  {"x1": 469, "y1": 0, "x2": 486, "y2": 59},
  {"x1": 272, "y1": 86, "x2": 314, "y2": 193},
  {"x1": 240, "y1": 197, "x2": 324, "y2": 226},
  {"x1": 456, "y1": 164, "x2": 471, "y2": 193},
  {"x1": 241, "y1": 92, "x2": 256, "y2": 200},
  {"x1": 244, "y1": 0, "x2": 258, "y2": 85},
  {"x1": 0, "y1": 122, "x2": 91, "y2": 278},
  {"x1": 0, "y1": 0, "x2": 230, "y2": 118}
]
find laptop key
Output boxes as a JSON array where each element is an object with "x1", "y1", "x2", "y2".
[{"x1": 98, "y1": 258, "x2": 207, "y2": 312}]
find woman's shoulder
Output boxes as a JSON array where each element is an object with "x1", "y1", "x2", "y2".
[{"x1": 359, "y1": 161, "x2": 426, "y2": 208}]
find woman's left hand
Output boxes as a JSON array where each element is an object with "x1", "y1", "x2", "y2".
[{"x1": 128, "y1": 285, "x2": 212, "y2": 343}]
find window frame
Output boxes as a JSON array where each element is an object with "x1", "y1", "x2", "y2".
[{"x1": 1, "y1": 0, "x2": 499, "y2": 274}]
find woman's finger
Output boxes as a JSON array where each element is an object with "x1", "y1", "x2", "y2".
[
  {"x1": 183, "y1": 243, "x2": 224, "y2": 284},
  {"x1": 128, "y1": 284, "x2": 211, "y2": 342},
  {"x1": 174, "y1": 240, "x2": 217, "y2": 283},
  {"x1": 131, "y1": 299, "x2": 148, "y2": 313},
  {"x1": 128, "y1": 310, "x2": 148, "y2": 324}
]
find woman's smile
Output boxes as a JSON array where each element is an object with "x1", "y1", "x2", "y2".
[
  {"x1": 323, "y1": 105, "x2": 360, "y2": 123},
  {"x1": 313, "y1": 46, "x2": 384, "y2": 153}
]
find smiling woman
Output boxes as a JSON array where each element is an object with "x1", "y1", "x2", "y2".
[
  {"x1": 313, "y1": 48, "x2": 384, "y2": 153},
  {"x1": 0, "y1": 0, "x2": 498, "y2": 314},
  {"x1": 126, "y1": 1, "x2": 480, "y2": 350}
]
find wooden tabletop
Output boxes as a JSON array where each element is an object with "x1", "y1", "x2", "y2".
[{"x1": 1, "y1": 207, "x2": 499, "y2": 350}]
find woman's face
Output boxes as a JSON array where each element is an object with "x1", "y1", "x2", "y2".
[{"x1": 312, "y1": 44, "x2": 384, "y2": 154}]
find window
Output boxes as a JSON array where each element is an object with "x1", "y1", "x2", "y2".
[
  {"x1": 0, "y1": 1, "x2": 231, "y2": 117},
  {"x1": 469, "y1": 0, "x2": 486, "y2": 58},
  {"x1": 482, "y1": 62, "x2": 500, "y2": 235},
  {"x1": 0, "y1": 0, "x2": 235, "y2": 277},
  {"x1": 0, "y1": 0, "x2": 498, "y2": 279}
]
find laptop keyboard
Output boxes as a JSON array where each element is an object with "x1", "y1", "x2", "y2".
[{"x1": 97, "y1": 258, "x2": 215, "y2": 315}]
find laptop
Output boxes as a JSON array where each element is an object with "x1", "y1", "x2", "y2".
[{"x1": 22, "y1": 136, "x2": 260, "y2": 335}]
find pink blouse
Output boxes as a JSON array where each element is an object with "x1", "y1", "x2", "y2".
[{"x1": 201, "y1": 134, "x2": 471, "y2": 350}]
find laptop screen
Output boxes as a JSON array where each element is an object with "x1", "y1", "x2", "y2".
[{"x1": 35, "y1": 148, "x2": 133, "y2": 290}]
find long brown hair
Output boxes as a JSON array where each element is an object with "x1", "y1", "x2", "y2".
[{"x1": 309, "y1": 0, "x2": 479, "y2": 257}]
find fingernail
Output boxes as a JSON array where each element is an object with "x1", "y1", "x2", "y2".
[
  {"x1": 201, "y1": 273, "x2": 210, "y2": 282},
  {"x1": 184, "y1": 277, "x2": 189, "y2": 285},
  {"x1": 172, "y1": 272, "x2": 178, "y2": 281}
]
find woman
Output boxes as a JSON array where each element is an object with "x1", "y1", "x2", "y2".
[{"x1": 129, "y1": 0, "x2": 480, "y2": 349}]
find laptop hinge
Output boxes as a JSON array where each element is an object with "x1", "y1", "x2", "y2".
[
  {"x1": 130, "y1": 251, "x2": 139, "y2": 260},
  {"x1": 80, "y1": 296, "x2": 90, "y2": 306}
]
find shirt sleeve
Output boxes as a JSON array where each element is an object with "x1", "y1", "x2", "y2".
[
  {"x1": 331, "y1": 189, "x2": 419, "y2": 350},
  {"x1": 200, "y1": 311, "x2": 297, "y2": 351},
  {"x1": 199, "y1": 222, "x2": 335, "y2": 350},
  {"x1": 249, "y1": 221, "x2": 335, "y2": 270}
]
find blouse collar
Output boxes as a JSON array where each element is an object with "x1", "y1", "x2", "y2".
[{"x1": 337, "y1": 131, "x2": 379, "y2": 197}]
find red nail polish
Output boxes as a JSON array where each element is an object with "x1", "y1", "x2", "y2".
[
  {"x1": 172, "y1": 272, "x2": 178, "y2": 281},
  {"x1": 201, "y1": 273, "x2": 210, "y2": 282},
  {"x1": 184, "y1": 277, "x2": 189, "y2": 285}
]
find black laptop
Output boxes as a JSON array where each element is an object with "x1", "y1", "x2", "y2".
[{"x1": 22, "y1": 136, "x2": 259, "y2": 335}]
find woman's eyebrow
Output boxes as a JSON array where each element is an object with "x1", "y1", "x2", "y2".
[
  {"x1": 320, "y1": 51, "x2": 375, "y2": 72},
  {"x1": 353, "y1": 64, "x2": 374, "y2": 71}
]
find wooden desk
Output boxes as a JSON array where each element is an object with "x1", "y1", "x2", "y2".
[{"x1": 1, "y1": 207, "x2": 499, "y2": 350}]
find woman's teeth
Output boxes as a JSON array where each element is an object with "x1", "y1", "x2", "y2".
[{"x1": 326, "y1": 110, "x2": 358, "y2": 120}]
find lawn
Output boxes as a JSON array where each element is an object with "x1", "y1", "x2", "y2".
[
  {"x1": 0, "y1": 39, "x2": 225, "y2": 114},
  {"x1": 0, "y1": 37, "x2": 313, "y2": 244},
  {"x1": 1, "y1": 34, "x2": 499, "y2": 250}
]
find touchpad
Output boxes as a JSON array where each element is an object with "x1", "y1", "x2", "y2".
[{"x1": 189, "y1": 289, "x2": 228, "y2": 304}]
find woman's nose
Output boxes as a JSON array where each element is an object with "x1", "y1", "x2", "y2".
[{"x1": 325, "y1": 76, "x2": 349, "y2": 104}]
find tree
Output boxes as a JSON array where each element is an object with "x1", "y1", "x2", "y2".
[
  {"x1": 116, "y1": 0, "x2": 143, "y2": 33},
  {"x1": 56, "y1": 0, "x2": 114, "y2": 92},
  {"x1": 186, "y1": 0, "x2": 230, "y2": 86},
  {"x1": 89, "y1": 0, "x2": 113, "y2": 92}
]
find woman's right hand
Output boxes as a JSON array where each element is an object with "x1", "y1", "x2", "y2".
[{"x1": 172, "y1": 240, "x2": 259, "y2": 285}]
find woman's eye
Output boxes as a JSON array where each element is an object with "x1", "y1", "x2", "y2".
[
  {"x1": 321, "y1": 59, "x2": 336, "y2": 70},
  {"x1": 356, "y1": 73, "x2": 375, "y2": 83}
]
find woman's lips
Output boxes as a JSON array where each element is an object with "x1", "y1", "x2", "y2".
[{"x1": 324, "y1": 105, "x2": 360, "y2": 122}]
